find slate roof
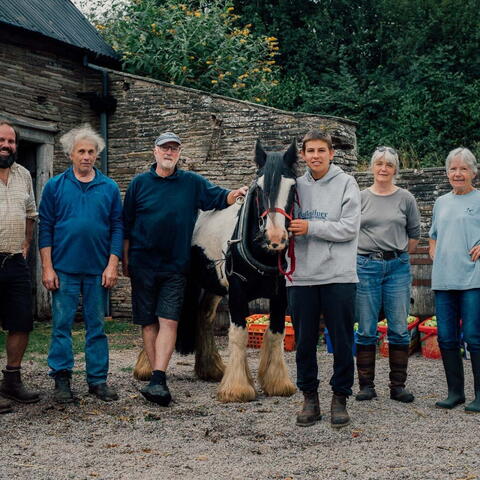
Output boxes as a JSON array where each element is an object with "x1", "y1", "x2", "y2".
[{"x1": 0, "y1": 0, "x2": 119, "y2": 63}]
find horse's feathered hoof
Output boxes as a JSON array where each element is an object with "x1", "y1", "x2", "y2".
[
  {"x1": 217, "y1": 384, "x2": 257, "y2": 403},
  {"x1": 133, "y1": 349, "x2": 152, "y2": 381},
  {"x1": 262, "y1": 380, "x2": 296, "y2": 397},
  {"x1": 195, "y1": 362, "x2": 225, "y2": 382}
]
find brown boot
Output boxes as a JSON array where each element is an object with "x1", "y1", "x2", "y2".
[
  {"x1": 296, "y1": 391, "x2": 321, "y2": 427},
  {"x1": 389, "y1": 344, "x2": 414, "y2": 403},
  {"x1": 330, "y1": 393, "x2": 350, "y2": 428},
  {"x1": 0, "y1": 396, "x2": 13, "y2": 414},
  {"x1": 0, "y1": 369, "x2": 40, "y2": 404},
  {"x1": 355, "y1": 344, "x2": 377, "y2": 401}
]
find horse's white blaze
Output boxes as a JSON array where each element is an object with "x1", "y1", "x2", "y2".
[
  {"x1": 263, "y1": 177, "x2": 295, "y2": 250},
  {"x1": 192, "y1": 203, "x2": 241, "y2": 288}
]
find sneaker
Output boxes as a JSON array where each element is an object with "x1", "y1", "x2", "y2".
[{"x1": 140, "y1": 382, "x2": 172, "y2": 406}]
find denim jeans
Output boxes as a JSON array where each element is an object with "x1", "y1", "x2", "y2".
[
  {"x1": 434, "y1": 289, "x2": 480, "y2": 353},
  {"x1": 355, "y1": 253, "x2": 411, "y2": 346},
  {"x1": 288, "y1": 283, "x2": 356, "y2": 396},
  {"x1": 48, "y1": 272, "x2": 109, "y2": 385}
]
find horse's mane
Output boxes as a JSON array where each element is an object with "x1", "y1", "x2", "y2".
[{"x1": 262, "y1": 151, "x2": 294, "y2": 211}]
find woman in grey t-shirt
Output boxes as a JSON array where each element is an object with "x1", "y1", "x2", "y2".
[{"x1": 355, "y1": 146, "x2": 420, "y2": 404}]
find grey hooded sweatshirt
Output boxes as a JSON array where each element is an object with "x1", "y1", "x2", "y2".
[{"x1": 287, "y1": 164, "x2": 361, "y2": 286}]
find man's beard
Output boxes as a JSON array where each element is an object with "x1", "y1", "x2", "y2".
[{"x1": 0, "y1": 150, "x2": 16, "y2": 169}]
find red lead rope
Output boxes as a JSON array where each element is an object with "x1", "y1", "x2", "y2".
[
  {"x1": 258, "y1": 192, "x2": 299, "y2": 282},
  {"x1": 278, "y1": 235, "x2": 296, "y2": 282}
]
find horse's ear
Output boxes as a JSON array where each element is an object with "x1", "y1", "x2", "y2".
[
  {"x1": 254, "y1": 140, "x2": 267, "y2": 168},
  {"x1": 284, "y1": 139, "x2": 298, "y2": 167}
]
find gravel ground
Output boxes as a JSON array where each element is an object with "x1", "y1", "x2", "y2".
[{"x1": 1, "y1": 337, "x2": 479, "y2": 480}]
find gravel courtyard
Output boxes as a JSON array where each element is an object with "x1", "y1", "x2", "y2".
[{"x1": 0, "y1": 336, "x2": 479, "y2": 480}]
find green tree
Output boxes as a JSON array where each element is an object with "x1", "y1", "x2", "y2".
[{"x1": 93, "y1": 0, "x2": 280, "y2": 103}]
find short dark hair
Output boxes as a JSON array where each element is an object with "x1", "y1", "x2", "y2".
[
  {"x1": 301, "y1": 129, "x2": 333, "y2": 152},
  {"x1": 0, "y1": 120, "x2": 20, "y2": 145}
]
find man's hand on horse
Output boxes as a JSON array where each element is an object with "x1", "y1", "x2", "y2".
[
  {"x1": 289, "y1": 219, "x2": 309, "y2": 236},
  {"x1": 227, "y1": 186, "x2": 248, "y2": 205}
]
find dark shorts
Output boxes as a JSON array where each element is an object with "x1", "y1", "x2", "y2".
[
  {"x1": 129, "y1": 267, "x2": 186, "y2": 325},
  {"x1": 0, "y1": 254, "x2": 33, "y2": 332}
]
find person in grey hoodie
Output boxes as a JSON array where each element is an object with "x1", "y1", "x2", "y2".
[{"x1": 287, "y1": 129, "x2": 361, "y2": 428}]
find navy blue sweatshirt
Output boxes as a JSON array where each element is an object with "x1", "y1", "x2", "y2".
[
  {"x1": 123, "y1": 165, "x2": 230, "y2": 273},
  {"x1": 38, "y1": 167, "x2": 124, "y2": 275}
]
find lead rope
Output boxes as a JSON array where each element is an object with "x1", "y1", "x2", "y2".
[{"x1": 277, "y1": 191, "x2": 299, "y2": 282}]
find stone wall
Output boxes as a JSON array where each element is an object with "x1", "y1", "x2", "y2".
[{"x1": 105, "y1": 71, "x2": 359, "y2": 318}]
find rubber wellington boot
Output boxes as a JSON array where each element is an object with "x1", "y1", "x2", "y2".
[
  {"x1": 355, "y1": 344, "x2": 377, "y2": 401},
  {"x1": 389, "y1": 344, "x2": 414, "y2": 403},
  {"x1": 0, "y1": 369, "x2": 40, "y2": 403},
  {"x1": 465, "y1": 352, "x2": 480, "y2": 413},
  {"x1": 330, "y1": 393, "x2": 350, "y2": 428},
  {"x1": 296, "y1": 391, "x2": 321, "y2": 427},
  {"x1": 435, "y1": 349, "x2": 465, "y2": 409}
]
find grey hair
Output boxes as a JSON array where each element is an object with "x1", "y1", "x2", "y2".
[
  {"x1": 445, "y1": 147, "x2": 477, "y2": 175},
  {"x1": 60, "y1": 124, "x2": 105, "y2": 156},
  {"x1": 370, "y1": 146, "x2": 400, "y2": 180}
]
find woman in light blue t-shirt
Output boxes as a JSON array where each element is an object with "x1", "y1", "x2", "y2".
[{"x1": 429, "y1": 147, "x2": 480, "y2": 413}]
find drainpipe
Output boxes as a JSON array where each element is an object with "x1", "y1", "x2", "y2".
[{"x1": 83, "y1": 56, "x2": 118, "y2": 318}]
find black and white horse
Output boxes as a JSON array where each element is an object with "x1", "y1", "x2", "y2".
[{"x1": 135, "y1": 140, "x2": 298, "y2": 403}]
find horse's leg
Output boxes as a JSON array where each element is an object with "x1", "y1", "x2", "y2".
[
  {"x1": 258, "y1": 283, "x2": 296, "y2": 397},
  {"x1": 194, "y1": 293, "x2": 225, "y2": 381},
  {"x1": 133, "y1": 348, "x2": 152, "y2": 381},
  {"x1": 217, "y1": 281, "x2": 256, "y2": 402}
]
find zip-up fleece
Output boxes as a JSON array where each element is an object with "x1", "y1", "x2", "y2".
[
  {"x1": 287, "y1": 164, "x2": 361, "y2": 286},
  {"x1": 38, "y1": 167, "x2": 124, "y2": 275}
]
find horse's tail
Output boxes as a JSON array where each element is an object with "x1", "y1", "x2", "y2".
[{"x1": 175, "y1": 276, "x2": 201, "y2": 354}]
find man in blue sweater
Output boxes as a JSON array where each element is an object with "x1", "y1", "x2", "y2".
[
  {"x1": 39, "y1": 125, "x2": 123, "y2": 403},
  {"x1": 123, "y1": 132, "x2": 247, "y2": 406}
]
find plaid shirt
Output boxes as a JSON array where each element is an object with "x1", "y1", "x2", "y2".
[{"x1": 0, "y1": 162, "x2": 38, "y2": 253}]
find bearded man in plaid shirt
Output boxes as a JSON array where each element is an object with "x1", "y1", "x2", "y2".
[{"x1": 0, "y1": 120, "x2": 40, "y2": 414}]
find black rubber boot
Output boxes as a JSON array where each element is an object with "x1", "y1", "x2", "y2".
[
  {"x1": 389, "y1": 344, "x2": 414, "y2": 403},
  {"x1": 465, "y1": 352, "x2": 480, "y2": 413},
  {"x1": 54, "y1": 371, "x2": 74, "y2": 404},
  {"x1": 296, "y1": 391, "x2": 321, "y2": 427},
  {"x1": 355, "y1": 344, "x2": 377, "y2": 401},
  {"x1": 330, "y1": 393, "x2": 350, "y2": 428},
  {"x1": 0, "y1": 369, "x2": 40, "y2": 404},
  {"x1": 435, "y1": 349, "x2": 465, "y2": 409}
]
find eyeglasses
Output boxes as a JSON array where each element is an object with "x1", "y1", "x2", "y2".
[
  {"x1": 375, "y1": 146, "x2": 397, "y2": 155},
  {"x1": 157, "y1": 145, "x2": 180, "y2": 152}
]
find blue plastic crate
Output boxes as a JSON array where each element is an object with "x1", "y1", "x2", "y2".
[{"x1": 324, "y1": 328, "x2": 357, "y2": 356}]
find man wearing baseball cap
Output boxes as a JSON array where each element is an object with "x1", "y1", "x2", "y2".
[{"x1": 123, "y1": 131, "x2": 247, "y2": 406}]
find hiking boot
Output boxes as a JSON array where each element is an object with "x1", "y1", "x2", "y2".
[
  {"x1": 436, "y1": 349, "x2": 465, "y2": 409},
  {"x1": 0, "y1": 396, "x2": 13, "y2": 414},
  {"x1": 140, "y1": 382, "x2": 172, "y2": 406},
  {"x1": 389, "y1": 344, "x2": 414, "y2": 403},
  {"x1": 296, "y1": 391, "x2": 321, "y2": 427},
  {"x1": 355, "y1": 344, "x2": 377, "y2": 401},
  {"x1": 88, "y1": 383, "x2": 119, "y2": 402},
  {"x1": 330, "y1": 393, "x2": 350, "y2": 428},
  {"x1": 53, "y1": 371, "x2": 74, "y2": 404},
  {"x1": 465, "y1": 352, "x2": 480, "y2": 413},
  {"x1": 0, "y1": 369, "x2": 40, "y2": 404}
]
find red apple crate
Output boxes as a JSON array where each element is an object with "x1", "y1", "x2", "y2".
[
  {"x1": 377, "y1": 317, "x2": 420, "y2": 357},
  {"x1": 246, "y1": 314, "x2": 295, "y2": 351},
  {"x1": 418, "y1": 318, "x2": 441, "y2": 359}
]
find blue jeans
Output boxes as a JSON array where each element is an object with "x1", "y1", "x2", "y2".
[
  {"x1": 434, "y1": 289, "x2": 480, "y2": 353},
  {"x1": 355, "y1": 253, "x2": 411, "y2": 346},
  {"x1": 48, "y1": 272, "x2": 109, "y2": 385}
]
